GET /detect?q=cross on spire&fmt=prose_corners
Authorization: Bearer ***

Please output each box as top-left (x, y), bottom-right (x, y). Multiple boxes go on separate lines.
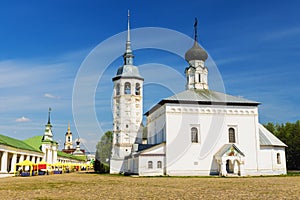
top-left (194, 17), bottom-right (198, 42)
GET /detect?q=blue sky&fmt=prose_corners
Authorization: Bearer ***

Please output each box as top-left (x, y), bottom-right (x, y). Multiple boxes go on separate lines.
top-left (0, 0), bottom-right (299, 151)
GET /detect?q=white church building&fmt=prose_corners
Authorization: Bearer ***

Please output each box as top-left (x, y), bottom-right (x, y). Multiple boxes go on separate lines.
top-left (110, 14), bottom-right (287, 176)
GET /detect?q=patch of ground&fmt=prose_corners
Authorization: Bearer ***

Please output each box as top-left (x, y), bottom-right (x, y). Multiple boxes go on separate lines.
top-left (0, 172), bottom-right (299, 199)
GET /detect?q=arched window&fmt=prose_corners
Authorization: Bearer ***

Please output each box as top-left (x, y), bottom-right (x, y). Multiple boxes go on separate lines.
top-left (124, 82), bottom-right (131, 94)
top-left (67, 136), bottom-right (70, 142)
top-left (116, 83), bottom-right (120, 95)
top-left (157, 161), bottom-right (162, 169)
top-left (229, 128), bottom-right (236, 143)
top-left (148, 161), bottom-right (153, 169)
top-left (135, 83), bottom-right (140, 95)
top-left (191, 127), bottom-right (198, 143)
top-left (277, 153), bottom-right (281, 164)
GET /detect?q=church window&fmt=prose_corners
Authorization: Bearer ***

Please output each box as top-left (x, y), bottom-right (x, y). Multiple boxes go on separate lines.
top-left (126, 124), bottom-right (129, 128)
top-left (277, 153), bottom-right (281, 164)
top-left (229, 128), bottom-right (236, 143)
top-left (157, 161), bottom-right (162, 169)
top-left (148, 161), bottom-right (153, 169)
top-left (135, 83), bottom-right (140, 95)
top-left (116, 83), bottom-right (120, 95)
top-left (198, 74), bottom-right (201, 82)
top-left (68, 136), bottom-right (70, 142)
top-left (124, 82), bottom-right (131, 94)
top-left (191, 75), bottom-right (195, 83)
top-left (191, 127), bottom-right (198, 143)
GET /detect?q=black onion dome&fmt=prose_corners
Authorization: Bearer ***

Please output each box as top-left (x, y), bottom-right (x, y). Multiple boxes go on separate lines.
top-left (185, 41), bottom-right (208, 62)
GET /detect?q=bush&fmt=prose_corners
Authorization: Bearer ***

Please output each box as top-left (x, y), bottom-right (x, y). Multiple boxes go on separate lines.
top-left (93, 159), bottom-right (110, 173)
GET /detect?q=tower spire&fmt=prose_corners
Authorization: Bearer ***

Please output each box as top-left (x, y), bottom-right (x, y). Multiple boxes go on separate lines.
top-left (44, 107), bottom-right (53, 141)
top-left (126, 10), bottom-right (131, 50)
top-left (123, 10), bottom-right (134, 65)
top-left (47, 107), bottom-right (51, 124)
top-left (67, 121), bottom-right (70, 132)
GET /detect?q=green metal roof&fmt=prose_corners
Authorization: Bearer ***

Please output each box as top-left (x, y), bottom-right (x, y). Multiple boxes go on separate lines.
top-left (0, 134), bottom-right (86, 161)
top-left (0, 134), bottom-right (42, 153)
top-left (23, 136), bottom-right (43, 151)
top-left (57, 151), bottom-right (87, 161)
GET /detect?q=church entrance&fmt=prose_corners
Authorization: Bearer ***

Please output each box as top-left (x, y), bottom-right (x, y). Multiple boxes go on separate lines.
top-left (215, 144), bottom-right (245, 176)
top-left (226, 160), bottom-right (234, 174)
top-left (226, 159), bottom-right (241, 175)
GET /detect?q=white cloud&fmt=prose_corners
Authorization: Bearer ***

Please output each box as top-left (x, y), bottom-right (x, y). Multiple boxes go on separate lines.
top-left (44, 93), bottom-right (60, 99)
top-left (15, 116), bottom-right (31, 122)
top-left (261, 27), bottom-right (300, 41)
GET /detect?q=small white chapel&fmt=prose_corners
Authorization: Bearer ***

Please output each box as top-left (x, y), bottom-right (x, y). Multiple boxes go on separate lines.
top-left (110, 13), bottom-right (287, 176)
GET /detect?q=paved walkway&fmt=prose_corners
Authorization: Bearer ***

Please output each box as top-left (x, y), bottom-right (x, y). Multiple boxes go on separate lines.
top-left (0, 174), bottom-right (14, 178)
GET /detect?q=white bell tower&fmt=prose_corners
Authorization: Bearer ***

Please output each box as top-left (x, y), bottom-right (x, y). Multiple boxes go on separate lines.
top-left (185, 18), bottom-right (209, 90)
top-left (64, 122), bottom-right (73, 150)
top-left (110, 11), bottom-right (144, 174)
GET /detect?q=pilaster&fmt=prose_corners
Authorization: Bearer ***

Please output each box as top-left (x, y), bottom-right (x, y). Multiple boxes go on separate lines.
top-left (19, 154), bottom-right (24, 163)
top-left (1, 151), bottom-right (8, 173)
top-left (10, 153), bottom-right (17, 173)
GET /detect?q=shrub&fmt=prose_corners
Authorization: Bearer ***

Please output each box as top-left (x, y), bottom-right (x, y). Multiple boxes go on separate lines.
top-left (94, 159), bottom-right (110, 173)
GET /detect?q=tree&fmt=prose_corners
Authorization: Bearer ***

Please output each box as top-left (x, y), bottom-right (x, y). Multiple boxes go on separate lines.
top-left (264, 120), bottom-right (300, 170)
top-left (95, 131), bottom-right (113, 165)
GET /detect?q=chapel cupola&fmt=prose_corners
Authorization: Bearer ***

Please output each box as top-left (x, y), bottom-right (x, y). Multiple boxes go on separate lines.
top-left (73, 138), bottom-right (84, 155)
top-left (185, 18), bottom-right (209, 90)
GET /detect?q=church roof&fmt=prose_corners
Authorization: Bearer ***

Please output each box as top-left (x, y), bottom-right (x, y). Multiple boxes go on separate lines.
top-left (136, 144), bottom-right (157, 152)
top-left (145, 89), bottom-right (260, 115)
top-left (112, 64), bottom-right (144, 81)
top-left (259, 124), bottom-right (287, 147)
top-left (185, 18), bottom-right (208, 62)
top-left (129, 143), bottom-right (165, 158)
top-left (185, 41), bottom-right (208, 62)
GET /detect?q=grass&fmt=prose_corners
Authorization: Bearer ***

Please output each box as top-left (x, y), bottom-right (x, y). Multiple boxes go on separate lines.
top-left (0, 172), bottom-right (299, 199)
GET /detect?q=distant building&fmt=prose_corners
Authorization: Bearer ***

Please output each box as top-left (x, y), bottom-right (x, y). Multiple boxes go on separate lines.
top-left (0, 109), bottom-right (86, 174)
top-left (73, 139), bottom-right (85, 156)
top-left (61, 124), bottom-right (85, 155)
top-left (110, 15), bottom-right (287, 176)
top-left (64, 122), bottom-right (73, 150)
